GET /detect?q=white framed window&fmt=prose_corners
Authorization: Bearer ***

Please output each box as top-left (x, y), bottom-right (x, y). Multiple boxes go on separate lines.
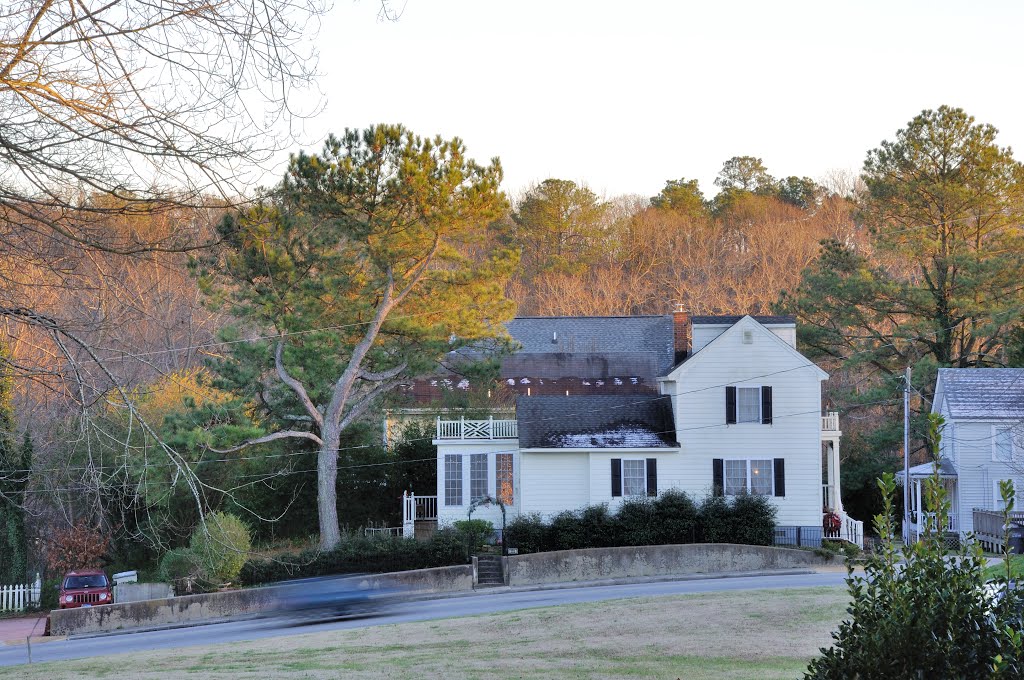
top-left (724, 459), bottom-right (775, 496)
top-left (470, 454), bottom-right (488, 502)
top-left (444, 455), bottom-right (462, 506)
top-left (737, 387), bottom-right (761, 423)
top-left (622, 459), bottom-right (646, 497)
top-left (993, 426), bottom-right (1016, 463)
top-left (993, 479), bottom-right (1016, 511)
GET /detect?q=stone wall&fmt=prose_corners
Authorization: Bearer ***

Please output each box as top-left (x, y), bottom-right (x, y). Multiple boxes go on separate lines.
top-left (503, 543), bottom-right (831, 586)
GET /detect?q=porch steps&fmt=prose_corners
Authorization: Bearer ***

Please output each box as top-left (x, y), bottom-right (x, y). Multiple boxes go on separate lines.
top-left (475, 555), bottom-right (505, 587)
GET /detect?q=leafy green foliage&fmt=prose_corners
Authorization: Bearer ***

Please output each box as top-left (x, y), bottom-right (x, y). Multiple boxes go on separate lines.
top-left (189, 512), bottom-right (252, 585)
top-left (158, 548), bottom-right (204, 594)
top-left (0, 347), bottom-right (29, 583)
top-left (650, 178), bottom-right (707, 219)
top-left (452, 519), bottom-right (494, 552)
top-left (805, 472), bottom-right (1024, 679)
top-left (503, 491), bottom-right (776, 554)
top-left (238, 530), bottom-right (468, 585)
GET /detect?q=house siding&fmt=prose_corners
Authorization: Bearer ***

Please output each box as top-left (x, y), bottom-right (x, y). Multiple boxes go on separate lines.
top-left (936, 419), bottom-right (1023, 534)
top-left (519, 452), bottom-right (589, 518)
top-left (664, 318), bottom-right (824, 527)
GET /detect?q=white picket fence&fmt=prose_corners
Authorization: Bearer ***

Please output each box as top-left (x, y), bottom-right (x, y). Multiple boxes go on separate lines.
top-left (0, 576), bottom-right (41, 612)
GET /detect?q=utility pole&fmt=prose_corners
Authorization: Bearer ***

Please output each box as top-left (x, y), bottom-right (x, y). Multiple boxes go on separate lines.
top-left (903, 366), bottom-right (911, 545)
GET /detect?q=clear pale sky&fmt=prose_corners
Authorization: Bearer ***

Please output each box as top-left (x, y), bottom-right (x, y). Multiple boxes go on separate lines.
top-left (294, 0), bottom-right (1024, 199)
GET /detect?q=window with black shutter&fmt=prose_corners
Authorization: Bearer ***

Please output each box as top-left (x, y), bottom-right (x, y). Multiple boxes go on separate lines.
top-left (611, 458), bottom-right (622, 497)
top-left (725, 386), bottom-right (737, 424)
top-left (761, 386), bottom-right (773, 425)
top-left (712, 458), bottom-right (724, 496)
top-left (646, 458), bottom-right (658, 497)
top-left (773, 458), bottom-right (785, 497)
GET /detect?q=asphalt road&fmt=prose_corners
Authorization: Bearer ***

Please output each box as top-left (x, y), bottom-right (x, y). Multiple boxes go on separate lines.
top-left (0, 571), bottom-right (848, 668)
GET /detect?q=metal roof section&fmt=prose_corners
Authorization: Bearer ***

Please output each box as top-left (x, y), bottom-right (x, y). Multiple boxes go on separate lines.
top-left (516, 394), bottom-right (678, 449)
top-left (895, 457), bottom-right (958, 481)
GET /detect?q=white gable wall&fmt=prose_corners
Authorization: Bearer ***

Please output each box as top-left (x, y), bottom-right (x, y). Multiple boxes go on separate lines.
top-left (519, 452), bottom-right (590, 518)
top-left (691, 323), bottom-right (797, 354)
top-left (665, 318), bottom-right (825, 527)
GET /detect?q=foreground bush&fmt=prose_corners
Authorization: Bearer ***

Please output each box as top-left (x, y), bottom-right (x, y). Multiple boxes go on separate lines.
top-left (805, 473), bottom-right (1024, 679)
top-left (190, 512), bottom-right (252, 584)
top-left (239, 529), bottom-right (467, 586)
top-left (502, 490), bottom-right (776, 554)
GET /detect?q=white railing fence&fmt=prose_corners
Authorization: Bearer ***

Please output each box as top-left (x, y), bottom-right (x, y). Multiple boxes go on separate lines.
top-left (840, 512), bottom-right (864, 549)
top-left (821, 412), bottom-right (840, 433)
top-left (0, 576), bottom-right (41, 612)
top-left (436, 416), bottom-right (518, 440)
top-left (402, 492), bottom-right (439, 540)
top-left (364, 526), bottom-right (403, 537)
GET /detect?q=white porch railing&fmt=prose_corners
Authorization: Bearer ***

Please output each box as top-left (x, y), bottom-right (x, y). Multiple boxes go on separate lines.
top-left (436, 416), bottom-right (517, 440)
top-left (913, 511), bottom-right (958, 534)
top-left (840, 512), bottom-right (864, 548)
top-left (821, 412), bottom-right (840, 433)
top-left (364, 526), bottom-right (403, 537)
top-left (401, 492), bottom-right (439, 539)
top-left (0, 576), bottom-right (41, 612)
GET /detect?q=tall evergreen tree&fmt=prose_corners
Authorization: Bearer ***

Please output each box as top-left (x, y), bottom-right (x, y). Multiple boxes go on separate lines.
top-left (0, 347), bottom-right (29, 583)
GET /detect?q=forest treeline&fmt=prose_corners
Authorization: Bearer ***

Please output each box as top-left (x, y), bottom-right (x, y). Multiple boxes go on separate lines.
top-left (3, 105), bottom-right (1024, 575)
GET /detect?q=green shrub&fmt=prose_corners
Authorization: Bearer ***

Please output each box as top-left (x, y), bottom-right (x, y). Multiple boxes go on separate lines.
top-left (616, 498), bottom-right (659, 546)
top-left (805, 473), bottom-right (1024, 679)
top-left (549, 510), bottom-right (591, 550)
top-left (577, 504), bottom-right (618, 548)
top-left (698, 494), bottom-right (733, 543)
top-left (238, 529), bottom-right (469, 586)
top-left (729, 492), bottom-right (776, 545)
top-left (452, 519), bottom-right (494, 553)
top-left (503, 514), bottom-right (550, 554)
top-left (652, 489), bottom-right (698, 544)
top-left (189, 512), bottom-right (252, 585)
top-left (158, 547), bottom-right (204, 594)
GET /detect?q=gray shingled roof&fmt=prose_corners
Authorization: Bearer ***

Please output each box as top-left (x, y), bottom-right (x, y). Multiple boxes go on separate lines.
top-left (690, 315), bottom-right (796, 325)
top-left (937, 368), bottom-right (1024, 420)
top-left (895, 458), bottom-right (958, 481)
top-left (506, 316), bottom-right (675, 375)
top-left (516, 395), bottom-right (678, 449)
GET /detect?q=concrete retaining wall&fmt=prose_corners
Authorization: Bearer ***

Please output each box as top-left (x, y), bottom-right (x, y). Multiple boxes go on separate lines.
top-left (50, 564), bottom-right (473, 637)
top-left (49, 545), bottom-right (827, 636)
top-left (504, 543), bottom-right (831, 586)
top-left (114, 582), bottom-right (174, 604)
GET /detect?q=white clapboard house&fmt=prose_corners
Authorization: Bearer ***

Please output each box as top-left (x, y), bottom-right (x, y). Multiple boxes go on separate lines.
top-left (899, 368), bottom-right (1024, 547)
top-left (400, 312), bottom-right (861, 547)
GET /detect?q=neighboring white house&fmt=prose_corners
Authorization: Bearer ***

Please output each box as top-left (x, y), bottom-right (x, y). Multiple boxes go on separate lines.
top-left (899, 368), bottom-right (1024, 543)
top-left (403, 314), bottom-right (861, 546)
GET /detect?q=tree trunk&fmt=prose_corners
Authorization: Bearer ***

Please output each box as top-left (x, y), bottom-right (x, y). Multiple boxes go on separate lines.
top-left (318, 425), bottom-right (342, 550)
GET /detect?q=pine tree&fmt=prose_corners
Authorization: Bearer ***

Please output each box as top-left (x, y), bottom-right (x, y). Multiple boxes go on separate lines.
top-left (0, 346), bottom-right (29, 583)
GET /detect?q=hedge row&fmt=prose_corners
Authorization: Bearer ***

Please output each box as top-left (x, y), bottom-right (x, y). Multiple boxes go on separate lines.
top-left (503, 490), bottom-right (777, 554)
top-left (239, 530), bottom-right (468, 586)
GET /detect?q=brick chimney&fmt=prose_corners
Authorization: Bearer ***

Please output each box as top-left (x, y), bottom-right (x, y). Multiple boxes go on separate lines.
top-left (673, 303), bottom-right (690, 362)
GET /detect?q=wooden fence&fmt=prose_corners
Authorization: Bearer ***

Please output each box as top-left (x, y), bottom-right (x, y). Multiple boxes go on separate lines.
top-left (0, 577), bottom-right (41, 612)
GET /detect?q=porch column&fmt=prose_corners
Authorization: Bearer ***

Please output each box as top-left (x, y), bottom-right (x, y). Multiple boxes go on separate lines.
top-left (828, 438), bottom-right (843, 514)
top-left (915, 479), bottom-right (922, 532)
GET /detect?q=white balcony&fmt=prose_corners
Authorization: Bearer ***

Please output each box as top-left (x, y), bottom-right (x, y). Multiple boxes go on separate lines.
top-left (821, 412), bottom-right (840, 435)
top-left (436, 416), bottom-right (518, 440)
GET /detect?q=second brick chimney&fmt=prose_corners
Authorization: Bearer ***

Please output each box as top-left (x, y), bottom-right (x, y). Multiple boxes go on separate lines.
top-left (673, 303), bottom-right (690, 362)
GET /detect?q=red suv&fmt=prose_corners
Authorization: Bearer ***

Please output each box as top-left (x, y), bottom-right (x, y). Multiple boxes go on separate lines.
top-left (59, 569), bottom-right (113, 609)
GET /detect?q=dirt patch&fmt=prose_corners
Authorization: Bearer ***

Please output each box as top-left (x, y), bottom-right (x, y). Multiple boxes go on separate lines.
top-left (17, 586), bottom-right (850, 680)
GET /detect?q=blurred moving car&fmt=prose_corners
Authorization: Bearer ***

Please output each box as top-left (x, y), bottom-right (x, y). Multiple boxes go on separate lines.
top-left (271, 576), bottom-right (403, 623)
top-left (59, 569), bottom-right (113, 609)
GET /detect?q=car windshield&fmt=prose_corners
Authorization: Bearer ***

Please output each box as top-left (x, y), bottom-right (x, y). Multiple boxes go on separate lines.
top-left (64, 575), bottom-right (108, 589)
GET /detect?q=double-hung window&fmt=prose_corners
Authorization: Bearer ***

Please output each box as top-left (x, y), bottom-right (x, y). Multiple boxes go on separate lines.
top-left (725, 386), bottom-right (772, 424)
top-left (611, 458), bottom-right (658, 498)
top-left (622, 460), bottom-right (646, 497)
top-left (470, 454), bottom-right (489, 502)
top-left (994, 426), bottom-right (1016, 463)
top-left (717, 458), bottom-right (779, 496)
top-left (444, 455), bottom-right (463, 506)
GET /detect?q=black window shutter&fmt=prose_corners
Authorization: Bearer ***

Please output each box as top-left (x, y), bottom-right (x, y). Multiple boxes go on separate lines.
top-left (611, 458), bottom-right (622, 497)
top-left (773, 458), bottom-right (785, 497)
top-left (712, 458), bottom-right (724, 497)
top-left (646, 458), bottom-right (658, 497)
top-left (725, 386), bottom-right (737, 424)
top-left (761, 386), bottom-right (773, 425)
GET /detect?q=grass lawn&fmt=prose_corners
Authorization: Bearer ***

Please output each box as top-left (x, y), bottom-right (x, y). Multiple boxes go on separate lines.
top-left (983, 554), bottom-right (1024, 581)
top-left (15, 586), bottom-right (849, 680)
